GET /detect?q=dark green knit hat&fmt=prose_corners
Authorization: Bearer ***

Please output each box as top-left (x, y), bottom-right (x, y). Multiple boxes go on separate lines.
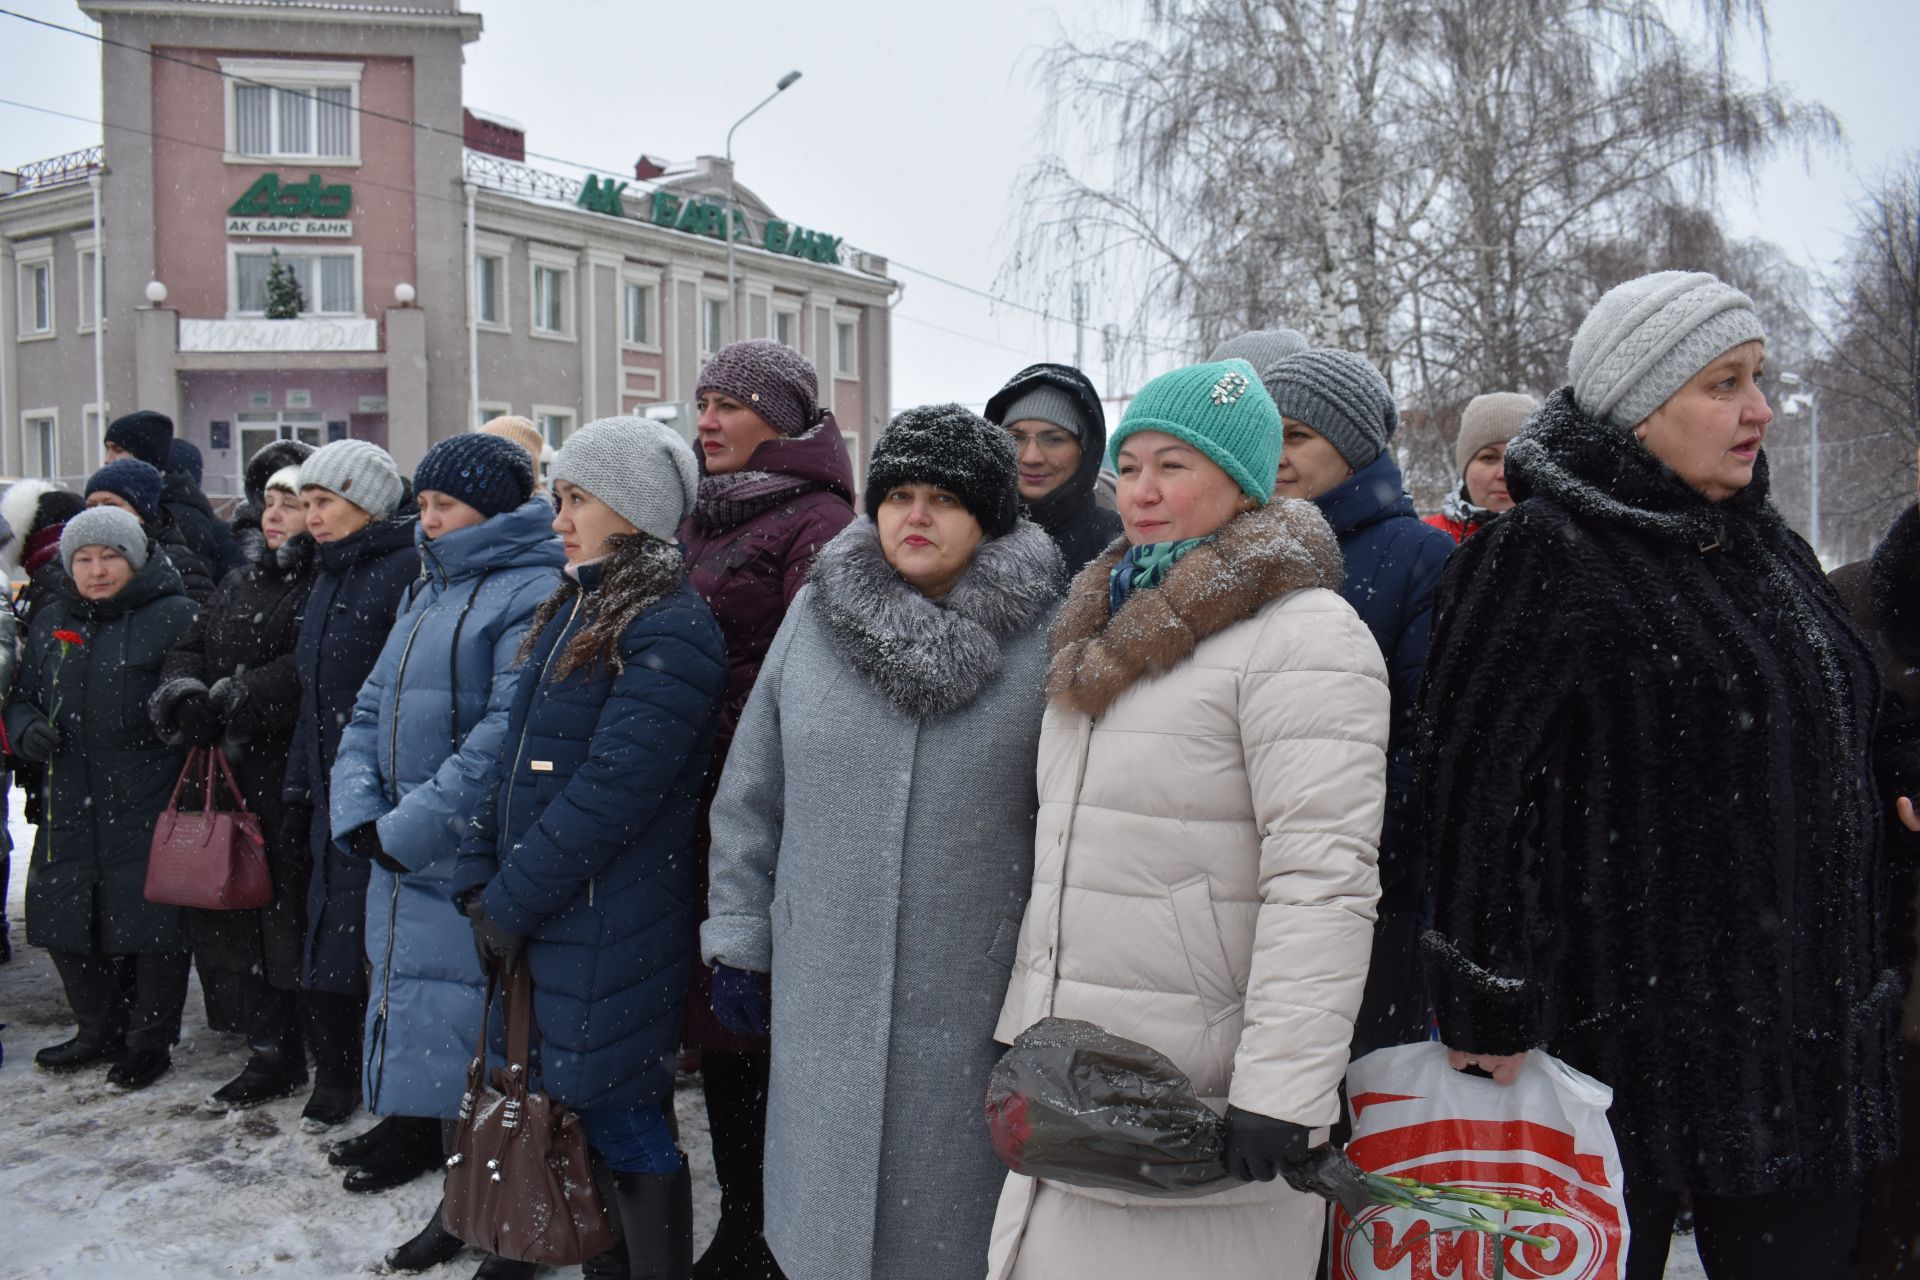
top-left (1108, 359), bottom-right (1282, 503)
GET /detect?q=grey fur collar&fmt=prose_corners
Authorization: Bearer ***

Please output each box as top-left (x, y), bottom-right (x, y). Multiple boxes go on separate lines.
top-left (808, 516), bottom-right (1066, 717)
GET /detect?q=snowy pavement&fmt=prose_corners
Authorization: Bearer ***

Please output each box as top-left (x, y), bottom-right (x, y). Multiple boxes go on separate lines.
top-left (0, 786), bottom-right (1705, 1278)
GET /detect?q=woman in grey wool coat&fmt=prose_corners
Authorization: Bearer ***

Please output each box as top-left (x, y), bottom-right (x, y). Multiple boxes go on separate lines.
top-left (701, 404), bottom-right (1067, 1280)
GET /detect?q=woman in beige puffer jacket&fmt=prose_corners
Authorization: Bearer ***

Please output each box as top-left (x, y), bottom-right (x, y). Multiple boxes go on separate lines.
top-left (987, 359), bottom-right (1390, 1280)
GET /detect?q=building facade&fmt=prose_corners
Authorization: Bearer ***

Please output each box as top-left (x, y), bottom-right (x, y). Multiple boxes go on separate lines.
top-left (0, 0), bottom-right (895, 498)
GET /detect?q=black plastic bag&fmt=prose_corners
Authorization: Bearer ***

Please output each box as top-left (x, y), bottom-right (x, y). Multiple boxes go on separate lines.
top-left (984, 1017), bottom-right (1232, 1196)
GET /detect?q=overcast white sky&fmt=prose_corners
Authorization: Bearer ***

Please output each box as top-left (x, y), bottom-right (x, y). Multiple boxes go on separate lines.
top-left (2, 0), bottom-right (1915, 413)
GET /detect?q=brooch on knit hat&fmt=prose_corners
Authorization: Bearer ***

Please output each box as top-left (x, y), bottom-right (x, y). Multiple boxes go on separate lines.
top-left (1211, 370), bottom-right (1250, 405)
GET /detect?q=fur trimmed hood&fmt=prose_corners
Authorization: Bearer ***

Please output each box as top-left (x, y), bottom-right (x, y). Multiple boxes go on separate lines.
top-left (807, 516), bottom-right (1066, 717)
top-left (1047, 499), bottom-right (1344, 719)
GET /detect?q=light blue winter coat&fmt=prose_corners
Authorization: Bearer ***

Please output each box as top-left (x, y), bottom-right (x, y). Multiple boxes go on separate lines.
top-left (330, 498), bottom-right (564, 1117)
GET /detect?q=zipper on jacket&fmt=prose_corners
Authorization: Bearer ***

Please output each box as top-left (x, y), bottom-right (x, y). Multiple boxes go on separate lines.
top-left (369, 870), bottom-right (401, 1109)
top-left (501, 596), bottom-right (581, 847)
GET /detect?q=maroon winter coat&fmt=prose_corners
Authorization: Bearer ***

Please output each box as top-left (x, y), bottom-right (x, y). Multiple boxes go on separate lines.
top-left (679, 416), bottom-right (857, 1051)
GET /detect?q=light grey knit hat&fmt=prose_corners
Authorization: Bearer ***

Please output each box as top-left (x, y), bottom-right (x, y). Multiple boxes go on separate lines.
top-left (298, 439), bottom-right (404, 521)
top-left (1569, 270), bottom-right (1766, 429)
top-left (1209, 328), bottom-right (1312, 391)
top-left (1454, 392), bottom-right (1538, 475)
top-left (61, 505), bottom-right (149, 574)
top-left (998, 384), bottom-right (1092, 440)
top-left (1264, 349), bottom-right (1398, 470)
top-left (550, 416), bottom-right (699, 543)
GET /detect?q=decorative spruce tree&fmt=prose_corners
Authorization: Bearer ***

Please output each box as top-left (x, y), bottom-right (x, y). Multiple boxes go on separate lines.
top-left (264, 248), bottom-right (304, 319)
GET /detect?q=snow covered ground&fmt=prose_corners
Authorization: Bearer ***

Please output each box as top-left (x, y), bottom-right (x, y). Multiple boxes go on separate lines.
top-left (0, 787), bottom-right (1707, 1278)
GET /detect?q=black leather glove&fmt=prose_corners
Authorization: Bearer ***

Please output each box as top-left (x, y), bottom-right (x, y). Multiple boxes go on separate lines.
top-left (173, 689), bottom-right (221, 748)
top-left (1222, 1106), bottom-right (1312, 1183)
top-left (13, 718), bottom-right (60, 765)
top-left (208, 677), bottom-right (252, 740)
top-left (348, 823), bottom-right (407, 875)
top-left (710, 963), bottom-right (772, 1037)
top-left (465, 896), bottom-right (525, 973)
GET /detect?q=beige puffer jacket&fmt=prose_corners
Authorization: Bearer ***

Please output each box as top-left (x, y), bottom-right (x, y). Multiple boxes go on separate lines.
top-left (987, 500), bottom-right (1390, 1280)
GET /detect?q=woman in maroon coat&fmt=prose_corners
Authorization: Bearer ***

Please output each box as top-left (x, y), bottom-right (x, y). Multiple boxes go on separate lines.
top-left (679, 339), bottom-right (855, 1280)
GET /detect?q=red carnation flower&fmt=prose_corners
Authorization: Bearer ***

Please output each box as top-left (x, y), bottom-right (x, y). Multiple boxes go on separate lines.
top-left (52, 630), bottom-right (85, 647)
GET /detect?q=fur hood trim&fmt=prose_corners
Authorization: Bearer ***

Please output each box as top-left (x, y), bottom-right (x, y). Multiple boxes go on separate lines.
top-left (0, 480), bottom-right (57, 578)
top-left (1047, 498), bottom-right (1344, 718)
top-left (808, 516), bottom-right (1065, 717)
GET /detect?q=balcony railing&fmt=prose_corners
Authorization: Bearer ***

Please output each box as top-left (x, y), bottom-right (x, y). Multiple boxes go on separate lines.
top-left (8, 146), bottom-right (105, 193)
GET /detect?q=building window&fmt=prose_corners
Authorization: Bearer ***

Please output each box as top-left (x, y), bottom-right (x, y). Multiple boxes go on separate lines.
top-left (531, 263), bottom-right (574, 338)
top-left (702, 296), bottom-right (725, 358)
top-left (24, 412), bottom-right (57, 479)
top-left (223, 59), bottom-right (362, 163)
top-left (773, 306), bottom-right (799, 351)
top-left (622, 282), bottom-right (656, 347)
top-left (78, 245), bottom-right (103, 333)
top-left (835, 315), bottom-right (859, 378)
top-left (18, 253), bottom-right (53, 338)
top-left (534, 408), bottom-right (575, 448)
top-left (475, 253), bottom-right (505, 328)
top-left (475, 401), bottom-right (512, 430)
top-left (232, 248), bottom-right (360, 317)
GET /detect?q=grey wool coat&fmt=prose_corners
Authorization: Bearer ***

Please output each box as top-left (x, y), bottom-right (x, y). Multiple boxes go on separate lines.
top-left (702, 516), bottom-right (1066, 1280)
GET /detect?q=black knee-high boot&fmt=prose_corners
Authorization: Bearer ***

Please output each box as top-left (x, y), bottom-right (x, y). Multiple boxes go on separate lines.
top-left (613, 1165), bottom-right (694, 1280)
top-left (384, 1121), bottom-right (467, 1273)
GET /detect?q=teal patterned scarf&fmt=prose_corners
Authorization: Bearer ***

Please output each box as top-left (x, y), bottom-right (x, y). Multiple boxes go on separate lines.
top-left (1109, 536), bottom-right (1214, 612)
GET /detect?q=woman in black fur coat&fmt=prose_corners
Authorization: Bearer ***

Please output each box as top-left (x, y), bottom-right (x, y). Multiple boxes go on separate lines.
top-left (1417, 272), bottom-right (1899, 1280)
top-left (150, 464), bottom-right (317, 1110)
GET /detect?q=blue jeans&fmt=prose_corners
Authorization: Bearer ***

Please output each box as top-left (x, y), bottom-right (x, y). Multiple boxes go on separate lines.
top-left (578, 1098), bottom-right (682, 1175)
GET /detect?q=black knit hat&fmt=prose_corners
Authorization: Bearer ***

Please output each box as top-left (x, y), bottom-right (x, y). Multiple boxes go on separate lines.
top-left (863, 403), bottom-right (1020, 539)
top-left (413, 433), bottom-right (535, 519)
top-left (104, 410), bottom-right (175, 471)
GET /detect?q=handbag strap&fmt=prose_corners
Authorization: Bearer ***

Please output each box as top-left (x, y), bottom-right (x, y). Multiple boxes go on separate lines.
top-left (166, 747), bottom-right (207, 811)
top-left (502, 961), bottom-right (535, 1077)
top-left (209, 748), bottom-right (252, 814)
top-left (471, 967), bottom-right (500, 1064)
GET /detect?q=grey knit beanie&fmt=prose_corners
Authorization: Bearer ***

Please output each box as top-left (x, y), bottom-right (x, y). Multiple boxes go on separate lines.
top-left (61, 505), bottom-right (149, 574)
top-left (1454, 392), bottom-right (1538, 475)
top-left (998, 384), bottom-right (1092, 441)
top-left (1209, 329), bottom-right (1312, 391)
top-left (1263, 349), bottom-right (1398, 470)
top-left (299, 439), bottom-right (404, 521)
top-left (1569, 270), bottom-right (1766, 429)
top-left (550, 416), bottom-right (699, 543)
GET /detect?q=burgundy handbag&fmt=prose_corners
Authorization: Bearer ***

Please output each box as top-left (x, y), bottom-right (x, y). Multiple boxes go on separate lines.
top-left (143, 747), bottom-right (272, 910)
top-left (442, 963), bottom-right (615, 1265)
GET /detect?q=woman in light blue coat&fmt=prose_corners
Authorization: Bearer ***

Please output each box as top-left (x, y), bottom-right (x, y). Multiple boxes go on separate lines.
top-left (329, 434), bottom-right (562, 1279)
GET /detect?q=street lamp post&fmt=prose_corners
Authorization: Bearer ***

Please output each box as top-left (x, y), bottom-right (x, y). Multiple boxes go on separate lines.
top-left (725, 70), bottom-right (802, 346)
top-left (1780, 372), bottom-right (1820, 559)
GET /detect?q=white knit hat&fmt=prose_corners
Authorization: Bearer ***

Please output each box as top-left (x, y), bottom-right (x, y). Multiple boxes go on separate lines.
top-left (1569, 271), bottom-right (1765, 429)
top-left (265, 465), bottom-right (303, 496)
top-left (550, 417), bottom-right (698, 543)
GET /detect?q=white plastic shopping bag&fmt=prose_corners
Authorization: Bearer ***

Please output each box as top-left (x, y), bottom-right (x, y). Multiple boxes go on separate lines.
top-left (1328, 1041), bottom-right (1630, 1280)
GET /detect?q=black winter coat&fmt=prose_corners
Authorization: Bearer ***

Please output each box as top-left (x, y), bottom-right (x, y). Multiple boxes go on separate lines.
top-left (285, 518), bottom-right (419, 992)
top-left (985, 363), bottom-right (1122, 574)
top-left (152, 512), bottom-right (218, 605)
top-left (162, 471), bottom-right (244, 576)
top-left (155, 536), bottom-right (317, 988)
top-left (5, 548), bottom-right (197, 954)
top-left (1417, 388), bottom-right (1899, 1195)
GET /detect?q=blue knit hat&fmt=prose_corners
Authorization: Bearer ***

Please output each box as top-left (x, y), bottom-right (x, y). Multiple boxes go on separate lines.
top-left (86, 459), bottom-right (164, 523)
top-left (414, 434), bottom-right (535, 519)
top-left (1109, 359), bottom-right (1283, 503)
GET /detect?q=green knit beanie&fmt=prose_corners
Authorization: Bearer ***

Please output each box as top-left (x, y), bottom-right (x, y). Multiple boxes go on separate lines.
top-left (1108, 358), bottom-right (1281, 503)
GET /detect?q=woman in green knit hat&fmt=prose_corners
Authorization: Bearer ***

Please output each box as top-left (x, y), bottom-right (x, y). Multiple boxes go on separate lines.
top-left (986, 359), bottom-right (1391, 1279)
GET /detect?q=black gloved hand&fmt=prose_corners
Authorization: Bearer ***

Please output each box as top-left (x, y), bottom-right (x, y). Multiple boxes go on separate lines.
top-left (710, 963), bottom-right (772, 1037)
top-left (208, 677), bottom-right (252, 741)
top-left (1222, 1106), bottom-right (1313, 1183)
top-left (174, 690), bottom-right (221, 748)
top-left (1281, 1144), bottom-right (1373, 1217)
top-left (348, 822), bottom-right (407, 875)
top-left (466, 897), bottom-right (525, 973)
top-left (13, 718), bottom-right (60, 765)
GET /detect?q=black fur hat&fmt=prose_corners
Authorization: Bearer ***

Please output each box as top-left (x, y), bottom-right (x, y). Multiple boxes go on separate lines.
top-left (863, 403), bottom-right (1020, 539)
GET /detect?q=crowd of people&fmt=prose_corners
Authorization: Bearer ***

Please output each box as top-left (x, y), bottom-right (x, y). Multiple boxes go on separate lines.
top-left (0, 268), bottom-right (1915, 1280)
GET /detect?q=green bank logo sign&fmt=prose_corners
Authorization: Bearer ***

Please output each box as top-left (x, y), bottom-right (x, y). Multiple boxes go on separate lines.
top-left (227, 174), bottom-right (353, 238)
top-left (577, 177), bottom-right (840, 265)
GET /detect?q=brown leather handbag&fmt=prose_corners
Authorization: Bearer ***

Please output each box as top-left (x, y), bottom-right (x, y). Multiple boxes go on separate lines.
top-left (442, 962), bottom-right (615, 1265)
top-left (143, 747), bottom-right (272, 910)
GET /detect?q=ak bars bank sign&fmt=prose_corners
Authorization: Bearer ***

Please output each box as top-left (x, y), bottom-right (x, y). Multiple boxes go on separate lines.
top-left (577, 177), bottom-right (842, 266)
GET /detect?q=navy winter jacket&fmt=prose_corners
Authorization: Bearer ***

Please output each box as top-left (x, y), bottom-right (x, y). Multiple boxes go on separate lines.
top-left (453, 553), bottom-right (725, 1111)
top-left (331, 499), bottom-right (564, 1116)
top-left (1313, 450), bottom-right (1454, 910)
top-left (285, 516), bottom-right (420, 993)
